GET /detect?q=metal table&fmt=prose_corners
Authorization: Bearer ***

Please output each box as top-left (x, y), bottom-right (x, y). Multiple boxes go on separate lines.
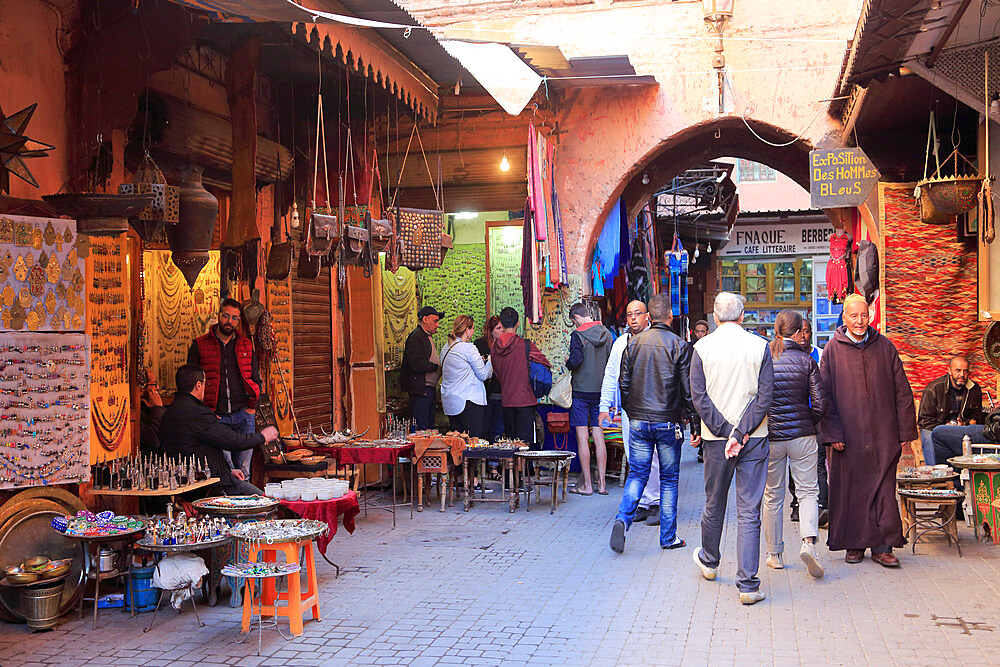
top-left (897, 487), bottom-right (964, 555)
top-left (463, 448), bottom-right (524, 513)
top-left (60, 528), bottom-right (144, 630)
top-left (224, 563), bottom-right (300, 655)
top-left (135, 534), bottom-right (232, 632)
top-left (515, 450), bottom-right (576, 514)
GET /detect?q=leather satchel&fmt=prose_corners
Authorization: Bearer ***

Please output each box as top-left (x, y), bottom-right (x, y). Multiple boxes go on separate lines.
top-left (342, 224), bottom-right (370, 264)
top-left (296, 219), bottom-right (321, 279)
top-left (309, 211), bottom-right (339, 255)
top-left (266, 240), bottom-right (293, 280)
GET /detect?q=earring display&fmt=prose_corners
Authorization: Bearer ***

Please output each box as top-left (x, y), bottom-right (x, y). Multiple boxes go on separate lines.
top-left (418, 244), bottom-right (487, 353)
top-left (488, 226), bottom-right (523, 334)
top-left (0, 332), bottom-right (90, 489)
top-left (0, 215), bottom-right (86, 332)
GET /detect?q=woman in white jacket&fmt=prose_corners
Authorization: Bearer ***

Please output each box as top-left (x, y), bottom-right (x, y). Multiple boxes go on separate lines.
top-left (440, 315), bottom-right (492, 437)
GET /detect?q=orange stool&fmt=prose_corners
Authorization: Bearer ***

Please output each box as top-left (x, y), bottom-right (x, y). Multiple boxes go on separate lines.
top-left (241, 539), bottom-right (320, 636)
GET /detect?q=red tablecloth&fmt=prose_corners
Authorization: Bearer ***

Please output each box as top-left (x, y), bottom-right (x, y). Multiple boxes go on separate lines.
top-left (278, 491), bottom-right (360, 555)
top-left (309, 443), bottom-right (414, 466)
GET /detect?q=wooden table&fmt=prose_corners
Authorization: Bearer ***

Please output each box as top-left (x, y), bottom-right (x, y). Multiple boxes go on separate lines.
top-left (89, 478), bottom-right (220, 513)
top-left (948, 457), bottom-right (1000, 543)
top-left (463, 448), bottom-right (523, 513)
top-left (309, 443), bottom-right (415, 527)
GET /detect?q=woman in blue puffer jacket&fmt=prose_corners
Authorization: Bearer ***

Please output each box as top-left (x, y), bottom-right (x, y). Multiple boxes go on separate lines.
top-left (762, 309), bottom-right (827, 579)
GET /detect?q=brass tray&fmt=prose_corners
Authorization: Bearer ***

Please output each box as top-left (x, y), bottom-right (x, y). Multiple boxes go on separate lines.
top-left (984, 322), bottom-right (1000, 371)
top-left (0, 508), bottom-right (84, 622)
top-left (947, 455), bottom-right (1000, 470)
top-left (192, 496), bottom-right (281, 517)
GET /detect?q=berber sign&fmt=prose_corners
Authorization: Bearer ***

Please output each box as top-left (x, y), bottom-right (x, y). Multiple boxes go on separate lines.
top-left (809, 147), bottom-right (880, 208)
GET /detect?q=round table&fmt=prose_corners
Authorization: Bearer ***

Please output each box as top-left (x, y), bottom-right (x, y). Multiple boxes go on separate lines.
top-left (515, 450), bottom-right (577, 514)
top-left (948, 456), bottom-right (1000, 543)
top-left (135, 534), bottom-right (232, 632)
top-left (59, 528), bottom-right (145, 630)
top-left (896, 487), bottom-right (965, 555)
top-left (223, 562), bottom-right (300, 656)
top-left (279, 492), bottom-right (360, 577)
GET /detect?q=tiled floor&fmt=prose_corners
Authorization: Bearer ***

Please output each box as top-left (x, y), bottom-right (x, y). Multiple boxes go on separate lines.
top-left (3, 443), bottom-right (999, 666)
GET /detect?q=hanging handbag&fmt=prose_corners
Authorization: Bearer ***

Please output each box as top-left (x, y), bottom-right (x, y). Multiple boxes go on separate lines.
top-left (296, 219), bottom-right (321, 279)
top-left (307, 88), bottom-right (338, 257)
top-left (266, 176), bottom-right (293, 281)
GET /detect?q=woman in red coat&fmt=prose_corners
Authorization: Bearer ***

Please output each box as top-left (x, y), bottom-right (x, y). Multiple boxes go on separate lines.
top-left (819, 294), bottom-right (917, 567)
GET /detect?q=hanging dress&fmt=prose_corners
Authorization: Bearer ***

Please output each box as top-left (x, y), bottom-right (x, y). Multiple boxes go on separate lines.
top-left (826, 231), bottom-right (851, 303)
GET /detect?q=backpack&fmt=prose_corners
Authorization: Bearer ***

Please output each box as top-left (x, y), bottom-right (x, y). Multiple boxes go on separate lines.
top-left (524, 339), bottom-right (552, 399)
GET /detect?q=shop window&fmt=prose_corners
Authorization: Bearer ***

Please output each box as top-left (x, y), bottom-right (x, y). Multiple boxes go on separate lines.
top-left (720, 260), bottom-right (741, 293)
top-left (717, 258), bottom-right (813, 331)
top-left (736, 159), bottom-right (777, 183)
top-left (799, 259), bottom-right (812, 302)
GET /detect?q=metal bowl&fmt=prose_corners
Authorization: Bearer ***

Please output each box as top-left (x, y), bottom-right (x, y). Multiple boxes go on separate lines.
top-left (3, 566), bottom-right (39, 584)
top-left (39, 559), bottom-right (72, 579)
top-left (21, 556), bottom-right (50, 572)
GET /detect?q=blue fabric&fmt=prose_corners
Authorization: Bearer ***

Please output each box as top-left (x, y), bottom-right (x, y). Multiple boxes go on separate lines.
top-left (615, 420), bottom-right (683, 547)
top-left (594, 198), bottom-right (623, 290)
top-left (591, 258), bottom-right (605, 297)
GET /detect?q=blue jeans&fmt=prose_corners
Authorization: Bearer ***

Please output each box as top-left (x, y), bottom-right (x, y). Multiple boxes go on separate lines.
top-left (614, 420), bottom-right (682, 547)
top-left (919, 429), bottom-right (936, 465)
top-left (931, 424), bottom-right (984, 465)
top-left (218, 410), bottom-right (255, 477)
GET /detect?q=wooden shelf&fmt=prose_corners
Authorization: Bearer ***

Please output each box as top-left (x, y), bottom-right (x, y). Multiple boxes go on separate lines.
top-left (87, 478), bottom-right (219, 497)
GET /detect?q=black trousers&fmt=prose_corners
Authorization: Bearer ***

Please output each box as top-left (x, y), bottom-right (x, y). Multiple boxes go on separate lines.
top-left (409, 386), bottom-right (436, 431)
top-left (503, 405), bottom-right (537, 447)
top-left (448, 401), bottom-right (486, 439)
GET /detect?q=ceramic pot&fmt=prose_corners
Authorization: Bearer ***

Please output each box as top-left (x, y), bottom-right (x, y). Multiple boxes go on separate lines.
top-left (168, 163), bottom-right (218, 288)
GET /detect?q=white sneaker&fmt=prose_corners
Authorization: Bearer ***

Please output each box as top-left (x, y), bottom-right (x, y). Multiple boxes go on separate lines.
top-left (800, 541), bottom-right (825, 578)
top-left (739, 591), bottom-right (766, 605)
top-left (765, 553), bottom-right (784, 570)
top-left (692, 547), bottom-right (717, 581)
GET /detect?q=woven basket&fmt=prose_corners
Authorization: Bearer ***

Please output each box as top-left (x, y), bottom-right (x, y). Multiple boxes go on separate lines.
top-left (918, 188), bottom-right (955, 225)
top-left (922, 176), bottom-right (983, 216)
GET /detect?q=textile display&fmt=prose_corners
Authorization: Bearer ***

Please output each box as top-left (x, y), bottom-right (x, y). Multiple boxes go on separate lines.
top-left (594, 200), bottom-right (627, 294)
top-left (0, 333), bottom-right (90, 489)
top-left (392, 207), bottom-right (443, 269)
top-left (87, 236), bottom-right (131, 457)
top-left (0, 214), bottom-right (87, 332)
top-left (488, 225), bottom-right (524, 333)
top-left (880, 183), bottom-right (990, 398)
top-left (266, 275), bottom-right (294, 435)
top-left (548, 141), bottom-right (568, 288)
top-left (279, 491), bottom-right (360, 555)
top-left (419, 244), bottom-right (487, 353)
top-left (142, 250), bottom-right (221, 396)
top-left (381, 256), bottom-right (418, 370)
top-left (826, 231), bottom-right (851, 302)
top-left (521, 210), bottom-right (542, 322)
top-left (525, 275), bottom-right (583, 389)
top-left (527, 123), bottom-right (547, 241)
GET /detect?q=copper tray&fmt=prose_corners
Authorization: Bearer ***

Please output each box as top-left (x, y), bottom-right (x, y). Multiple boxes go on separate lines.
top-left (947, 455), bottom-right (1000, 470)
top-left (0, 508), bottom-right (84, 622)
top-left (984, 322), bottom-right (1000, 371)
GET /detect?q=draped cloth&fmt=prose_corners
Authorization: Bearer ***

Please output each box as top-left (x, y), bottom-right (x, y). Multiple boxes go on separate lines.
top-left (819, 326), bottom-right (918, 552)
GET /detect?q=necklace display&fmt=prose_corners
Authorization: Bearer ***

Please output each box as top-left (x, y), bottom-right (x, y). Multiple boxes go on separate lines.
top-left (488, 227), bottom-right (523, 330)
top-left (381, 258), bottom-right (417, 369)
top-left (0, 333), bottom-right (90, 489)
top-left (525, 275), bottom-right (582, 390)
top-left (0, 215), bottom-right (86, 332)
top-left (418, 244), bottom-right (487, 353)
top-left (266, 279), bottom-right (293, 425)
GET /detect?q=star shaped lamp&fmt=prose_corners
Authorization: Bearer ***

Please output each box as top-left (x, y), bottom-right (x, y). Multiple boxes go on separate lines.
top-left (0, 103), bottom-right (55, 194)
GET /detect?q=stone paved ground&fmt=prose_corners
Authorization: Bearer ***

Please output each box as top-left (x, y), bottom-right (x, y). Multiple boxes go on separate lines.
top-left (3, 443), bottom-right (1000, 666)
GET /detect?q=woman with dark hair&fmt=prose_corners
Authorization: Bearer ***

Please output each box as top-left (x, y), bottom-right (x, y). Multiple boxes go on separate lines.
top-left (440, 315), bottom-right (492, 437)
top-left (474, 315), bottom-right (505, 443)
top-left (762, 309), bottom-right (827, 579)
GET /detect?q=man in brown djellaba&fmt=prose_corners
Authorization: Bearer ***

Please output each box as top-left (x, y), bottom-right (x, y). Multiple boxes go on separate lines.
top-left (819, 294), bottom-right (917, 568)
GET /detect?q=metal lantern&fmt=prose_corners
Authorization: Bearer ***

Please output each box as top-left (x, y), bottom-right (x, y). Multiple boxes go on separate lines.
top-left (119, 155), bottom-right (179, 243)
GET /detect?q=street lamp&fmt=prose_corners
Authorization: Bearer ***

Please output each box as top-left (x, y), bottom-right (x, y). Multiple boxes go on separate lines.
top-left (703, 0), bottom-right (734, 113)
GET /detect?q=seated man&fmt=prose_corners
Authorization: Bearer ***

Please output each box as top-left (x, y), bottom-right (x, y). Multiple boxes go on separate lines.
top-left (918, 355), bottom-right (984, 465)
top-left (159, 364), bottom-right (279, 495)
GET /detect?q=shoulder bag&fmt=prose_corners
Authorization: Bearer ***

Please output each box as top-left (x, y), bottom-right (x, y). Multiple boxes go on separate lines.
top-left (524, 339), bottom-right (552, 399)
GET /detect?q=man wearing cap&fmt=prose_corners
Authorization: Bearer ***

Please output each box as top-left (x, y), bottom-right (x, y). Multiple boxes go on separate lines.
top-left (401, 306), bottom-right (444, 430)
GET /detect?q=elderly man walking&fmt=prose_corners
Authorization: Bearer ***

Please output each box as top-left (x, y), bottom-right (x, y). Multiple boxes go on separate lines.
top-left (690, 292), bottom-right (773, 605)
top-left (820, 294), bottom-right (917, 567)
top-left (609, 294), bottom-right (699, 553)
top-left (598, 300), bottom-right (659, 522)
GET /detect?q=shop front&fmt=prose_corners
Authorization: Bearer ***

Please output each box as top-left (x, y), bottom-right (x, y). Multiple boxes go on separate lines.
top-left (717, 215), bottom-right (842, 348)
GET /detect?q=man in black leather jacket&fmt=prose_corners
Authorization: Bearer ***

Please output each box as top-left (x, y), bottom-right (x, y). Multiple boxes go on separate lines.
top-left (610, 294), bottom-right (700, 555)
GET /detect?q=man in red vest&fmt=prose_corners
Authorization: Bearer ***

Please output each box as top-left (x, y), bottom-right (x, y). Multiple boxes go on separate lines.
top-left (188, 298), bottom-right (261, 480)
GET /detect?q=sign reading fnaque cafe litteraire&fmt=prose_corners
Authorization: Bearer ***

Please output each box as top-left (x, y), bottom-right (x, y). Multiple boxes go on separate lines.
top-left (718, 221), bottom-right (836, 258)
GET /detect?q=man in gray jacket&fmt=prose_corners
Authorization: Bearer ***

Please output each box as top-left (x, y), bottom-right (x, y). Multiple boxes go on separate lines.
top-left (566, 303), bottom-right (612, 495)
top-left (690, 292), bottom-right (774, 605)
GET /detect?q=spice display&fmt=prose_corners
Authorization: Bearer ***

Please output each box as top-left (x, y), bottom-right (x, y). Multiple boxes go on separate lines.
top-left (381, 258), bottom-right (417, 370)
top-left (141, 250), bottom-right (220, 395)
top-left (53, 510), bottom-right (145, 537)
top-left (228, 518), bottom-right (329, 544)
top-left (0, 333), bottom-right (90, 489)
top-left (90, 451), bottom-right (211, 491)
top-left (419, 244), bottom-right (486, 353)
top-left (139, 512), bottom-right (228, 547)
top-left (0, 215), bottom-right (86, 332)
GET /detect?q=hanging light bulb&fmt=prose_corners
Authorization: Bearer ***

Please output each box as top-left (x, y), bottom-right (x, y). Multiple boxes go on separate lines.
top-left (291, 201), bottom-right (300, 229)
top-left (694, 245), bottom-right (701, 260)
top-left (706, 240), bottom-right (713, 253)
top-left (499, 154), bottom-right (510, 172)
top-left (642, 172), bottom-right (649, 185)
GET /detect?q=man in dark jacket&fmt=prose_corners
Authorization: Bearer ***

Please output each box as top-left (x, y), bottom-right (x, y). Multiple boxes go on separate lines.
top-left (160, 364), bottom-right (279, 495)
top-left (918, 355), bottom-right (985, 464)
top-left (610, 294), bottom-right (699, 554)
top-left (566, 302), bottom-right (613, 495)
top-left (400, 306), bottom-right (445, 430)
top-left (490, 307), bottom-right (550, 446)
top-left (139, 370), bottom-right (166, 453)
top-left (188, 298), bottom-right (262, 477)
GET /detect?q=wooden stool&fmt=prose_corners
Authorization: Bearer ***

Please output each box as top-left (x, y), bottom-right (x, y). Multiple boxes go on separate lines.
top-left (242, 539), bottom-right (320, 636)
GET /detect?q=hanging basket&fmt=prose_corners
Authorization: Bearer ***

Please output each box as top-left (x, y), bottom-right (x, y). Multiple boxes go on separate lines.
top-left (918, 175), bottom-right (983, 216)
top-left (917, 187), bottom-right (955, 225)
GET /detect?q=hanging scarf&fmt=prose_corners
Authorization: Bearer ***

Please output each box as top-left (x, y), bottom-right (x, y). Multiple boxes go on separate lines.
top-left (550, 141), bottom-right (569, 287)
top-left (527, 123), bottom-right (547, 241)
top-left (627, 231), bottom-right (650, 304)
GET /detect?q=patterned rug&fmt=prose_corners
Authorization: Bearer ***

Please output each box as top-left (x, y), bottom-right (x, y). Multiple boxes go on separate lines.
top-left (880, 183), bottom-right (990, 400)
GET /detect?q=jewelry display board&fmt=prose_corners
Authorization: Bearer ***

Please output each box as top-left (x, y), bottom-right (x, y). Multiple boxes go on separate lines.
top-left (487, 225), bottom-right (523, 335)
top-left (266, 276), bottom-right (294, 435)
top-left (419, 244), bottom-right (487, 353)
top-left (141, 250), bottom-right (220, 396)
top-left (525, 275), bottom-right (582, 388)
top-left (87, 236), bottom-right (131, 457)
top-left (0, 333), bottom-right (90, 489)
top-left (0, 215), bottom-right (87, 332)
top-left (393, 208), bottom-right (444, 270)
top-left (381, 257), bottom-right (417, 370)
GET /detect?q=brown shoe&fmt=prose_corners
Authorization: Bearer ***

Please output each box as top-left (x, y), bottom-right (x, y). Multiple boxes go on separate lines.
top-left (871, 551), bottom-right (900, 568)
top-left (845, 549), bottom-right (864, 564)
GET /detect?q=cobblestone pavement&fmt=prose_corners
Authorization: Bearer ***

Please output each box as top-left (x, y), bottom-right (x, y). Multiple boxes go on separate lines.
top-left (3, 443), bottom-right (1000, 666)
